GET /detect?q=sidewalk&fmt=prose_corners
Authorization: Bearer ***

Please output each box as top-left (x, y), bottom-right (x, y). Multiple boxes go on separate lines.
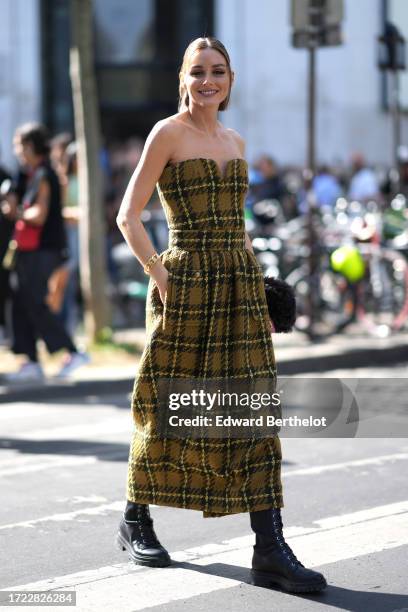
top-left (1, 325), bottom-right (407, 403)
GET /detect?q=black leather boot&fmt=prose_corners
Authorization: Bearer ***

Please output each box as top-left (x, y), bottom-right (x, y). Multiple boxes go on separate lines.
top-left (249, 508), bottom-right (327, 593)
top-left (116, 502), bottom-right (171, 567)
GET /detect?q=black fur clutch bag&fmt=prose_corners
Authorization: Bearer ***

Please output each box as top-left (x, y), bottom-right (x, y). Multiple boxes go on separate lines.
top-left (263, 276), bottom-right (297, 333)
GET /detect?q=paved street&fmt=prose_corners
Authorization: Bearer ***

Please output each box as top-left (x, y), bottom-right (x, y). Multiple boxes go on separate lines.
top-left (0, 364), bottom-right (407, 611)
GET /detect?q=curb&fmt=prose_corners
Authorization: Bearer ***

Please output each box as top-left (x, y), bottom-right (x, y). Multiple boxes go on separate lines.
top-left (1, 339), bottom-right (407, 403)
top-left (276, 341), bottom-right (408, 375)
top-left (0, 377), bottom-right (134, 404)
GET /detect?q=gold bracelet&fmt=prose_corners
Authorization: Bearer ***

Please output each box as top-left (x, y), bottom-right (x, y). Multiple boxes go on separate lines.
top-left (143, 252), bottom-right (159, 275)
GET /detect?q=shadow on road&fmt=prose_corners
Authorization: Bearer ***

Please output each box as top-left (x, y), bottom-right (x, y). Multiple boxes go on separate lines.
top-left (0, 438), bottom-right (129, 462)
top-left (162, 560), bottom-right (408, 612)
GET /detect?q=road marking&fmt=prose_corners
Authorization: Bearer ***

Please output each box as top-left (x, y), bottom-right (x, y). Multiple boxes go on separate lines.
top-left (0, 501), bottom-right (126, 531)
top-left (315, 500), bottom-right (408, 528)
top-left (0, 456), bottom-right (98, 477)
top-left (283, 452), bottom-right (408, 477)
top-left (0, 448), bottom-right (407, 482)
top-left (0, 492), bottom-right (407, 536)
top-left (3, 501), bottom-right (408, 610)
top-left (4, 418), bottom-right (131, 441)
top-left (0, 449), bottom-right (126, 477)
top-left (0, 406), bottom-right (57, 421)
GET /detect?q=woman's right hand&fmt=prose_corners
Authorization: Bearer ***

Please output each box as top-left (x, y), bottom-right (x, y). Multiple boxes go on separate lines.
top-left (154, 267), bottom-right (169, 306)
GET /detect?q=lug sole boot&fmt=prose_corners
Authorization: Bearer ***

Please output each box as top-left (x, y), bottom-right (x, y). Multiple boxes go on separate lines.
top-left (116, 503), bottom-right (171, 568)
top-left (249, 507), bottom-right (327, 593)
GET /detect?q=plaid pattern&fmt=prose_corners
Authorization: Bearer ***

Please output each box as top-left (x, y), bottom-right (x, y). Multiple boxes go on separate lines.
top-left (127, 158), bottom-right (284, 517)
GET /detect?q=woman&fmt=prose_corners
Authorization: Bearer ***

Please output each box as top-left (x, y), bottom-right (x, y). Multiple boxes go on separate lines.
top-left (116, 37), bottom-right (327, 593)
top-left (57, 141), bottom-right (81, 336)
top-left (2, 122), bottom-right (89, 381)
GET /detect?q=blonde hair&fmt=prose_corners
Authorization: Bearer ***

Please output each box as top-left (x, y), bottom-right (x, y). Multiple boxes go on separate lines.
top-left (178, 37), bottom-right (232, 112)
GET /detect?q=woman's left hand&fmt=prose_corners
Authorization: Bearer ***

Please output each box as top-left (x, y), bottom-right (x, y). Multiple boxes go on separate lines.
top-left (1, 195), bottom-right (18, 220)
top-left (269, 319), bottom-right (275, 333)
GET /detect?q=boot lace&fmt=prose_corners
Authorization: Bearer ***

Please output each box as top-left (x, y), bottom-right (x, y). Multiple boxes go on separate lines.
top-left (125, 505), bottom-right (162, 548)
top-left (270, 511), bottom-right (304, 568)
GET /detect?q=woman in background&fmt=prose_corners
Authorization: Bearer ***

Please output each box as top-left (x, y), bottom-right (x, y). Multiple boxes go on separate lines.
top-left (57, 141), bottom-right (81, 336)
top-left (2, 122), bottom-right (89, 381)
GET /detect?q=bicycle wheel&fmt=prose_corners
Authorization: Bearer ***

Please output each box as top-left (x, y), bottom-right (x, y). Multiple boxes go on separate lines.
top-left (357, 247), bottom-right (408, 331)
top-left (286, 265), bottom-right (356, 337)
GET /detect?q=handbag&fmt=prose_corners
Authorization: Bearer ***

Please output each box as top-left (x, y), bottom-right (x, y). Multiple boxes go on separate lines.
top-left (263, 276), bottom-right (297, 333)
top-left (13, 218), bottom-right (43, 251)
top-left (12, 194), bottom-right (43, 251)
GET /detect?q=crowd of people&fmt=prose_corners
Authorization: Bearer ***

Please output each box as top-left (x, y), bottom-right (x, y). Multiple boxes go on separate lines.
top-left (0, 122), bottom-right (150, 382)
top-left (246, 150), bottom-right (402, 223)
top-left (1, 120), bottom-right (403, 382)
top-left (0, 123), bottom-right (89, 382)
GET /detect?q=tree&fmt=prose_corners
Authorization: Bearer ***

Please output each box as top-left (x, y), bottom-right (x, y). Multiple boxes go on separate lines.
top-left (69, 0), bottom-right (111, 341)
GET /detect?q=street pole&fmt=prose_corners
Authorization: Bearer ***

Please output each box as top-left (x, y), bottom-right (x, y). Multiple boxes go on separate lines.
top-left (306, 44), bottom-right (318, 334)
top-left (308, 45), bottom-right (316, 174)
top-left (291, 0), bottom-right (344, 338)
top-left (69, 0), bottom-right (112, 342)
top-left (377, 22), bottom-right (406, 198)
top-left (391, 69), bottom-right (401, 193)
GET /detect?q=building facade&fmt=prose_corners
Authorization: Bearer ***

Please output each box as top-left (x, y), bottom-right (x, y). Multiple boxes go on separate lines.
top-left (0, 0), bottom-right (407, 172)
top-left (0, 0), bottom-right (42, 171)
top-left (219, 0), bottom-right (408, 167)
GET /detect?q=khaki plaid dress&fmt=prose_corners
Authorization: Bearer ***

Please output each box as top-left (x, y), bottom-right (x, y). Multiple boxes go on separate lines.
top-left (126, 157), bottom-right (284, 517)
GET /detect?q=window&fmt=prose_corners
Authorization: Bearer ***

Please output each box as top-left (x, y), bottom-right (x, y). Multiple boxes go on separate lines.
top-left (94, 0), bottom-right (154, 63)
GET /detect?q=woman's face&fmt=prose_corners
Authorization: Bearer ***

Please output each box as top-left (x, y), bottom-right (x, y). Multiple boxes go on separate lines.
top-left (183, 47), bottom-right (233, 109)
top-left (13, 136), bottom-right (36, 167)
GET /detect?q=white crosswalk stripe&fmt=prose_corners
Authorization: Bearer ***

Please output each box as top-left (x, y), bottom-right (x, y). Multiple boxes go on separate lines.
top-left (3, 500), bottom-right (408, 611)
top-left (1, 448), bottom-right (407, 478)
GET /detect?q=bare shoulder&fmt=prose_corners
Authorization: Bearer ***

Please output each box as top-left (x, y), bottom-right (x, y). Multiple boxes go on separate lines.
top-left (226, 127), bottom-right (246, 156)
top-left (147, 114), bottom-right (187, 158)
top-left (148, 116), bottom-right (179, 143)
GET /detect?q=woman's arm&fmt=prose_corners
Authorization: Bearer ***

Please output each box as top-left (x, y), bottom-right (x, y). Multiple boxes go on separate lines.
top-left (1, 180), bottom-right (50, 226)
top-left (245, 232), bottom-right (255, 254)
top-left (2, 179), bottom-right (50, 225)
top-left (62, 206), bottom-right (80, 223)
top-left (116, 120), bottom-right (176, 303)
top-left (22, 179), bottom-right (50, 226)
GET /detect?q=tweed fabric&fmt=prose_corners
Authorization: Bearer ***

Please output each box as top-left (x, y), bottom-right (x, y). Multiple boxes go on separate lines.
top-left (126, 158), bottom-right (284, 517)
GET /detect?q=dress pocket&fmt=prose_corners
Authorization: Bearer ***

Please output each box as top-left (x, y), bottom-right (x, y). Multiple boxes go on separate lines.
top-left (162, 270), bottom-right (173, 331)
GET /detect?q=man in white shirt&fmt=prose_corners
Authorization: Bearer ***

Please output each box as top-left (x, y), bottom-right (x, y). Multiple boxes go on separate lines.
top-left (348, 152), bottom-right (380, 202)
